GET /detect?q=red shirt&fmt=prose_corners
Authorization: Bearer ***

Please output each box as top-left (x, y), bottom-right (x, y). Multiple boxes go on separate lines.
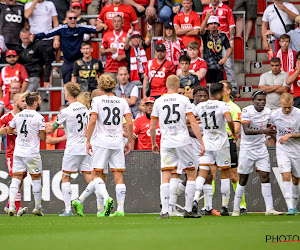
top-left (134, 0), bottom-right (150, 5)
top-left (145, 59), bottom-right (176, 97)
top-left (156, 38), bottom-right (183, 66)
top-left (0, 64), bottom-right (28, 97)
top-left (101, 30), bottom-right (128, 73)
top-left (202, 2), bottom-right (235, 39)
top-left (173, 10), bottom-right (201, 49)
top-left (177, 57), bottom-right (207, 86)
top-left (55, 129), bottom-right (66, 149)
top-left (98, 4), bottom-right (139, 34)
top-left (133, 115), bottom-right (161, 150)
top-left (0, 111), bottom-right (16, 157)
top-left (288, 69), bottom-right (300, 98)
top-left (274, 50), bottom-right (297, 73)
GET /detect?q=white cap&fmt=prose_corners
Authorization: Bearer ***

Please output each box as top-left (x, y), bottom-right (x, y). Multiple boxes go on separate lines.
top-left (207, 16), bottom-right (220, 25)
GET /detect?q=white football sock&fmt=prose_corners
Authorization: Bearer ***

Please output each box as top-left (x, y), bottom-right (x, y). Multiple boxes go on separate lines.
top-left (234, 184), bottom-right (245, 211)
top-left (94, 177), bottom-right (109, 201)
top-left (169, 178), bottom-right (180, 212)
top-left (96, 193), bottom-right (104, 213)
top-left (292, 184), bottom-right (299, 208)
top-left (203, 184), bottom-right (213, 211)
top-left (194, 176), bottom-right (205, 201)
top-left (160, 183), bottom-right (170, 214)
top-left (62, 182), bottom-right (72, 213)
top-left (185, 181), bottom-right (196, 213)
top-left (261, 183), bottom-right (273, 211)
top-left (9, 178), bottom-right (21, 207)
top-left (79, 181), bottom-right (95, 203)
top-left (15, 192), bottom-right (21, 202)
top-left (177, 181), bottom-right (186, 197)
top-left (221, 178), bottom-right (230, 208)
top-left (32, 179), bottom-right (42, 208)
top-left (282, 181), bottom-right (293, 210)
top-left (116, 184), bottom-right (126, 212)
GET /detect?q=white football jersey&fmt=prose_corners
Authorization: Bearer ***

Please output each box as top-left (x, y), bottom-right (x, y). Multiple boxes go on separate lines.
top-left (240, 105), bottom-right (271, 149)
top-left (271, 107), bottom-right (300, 155)
top-left (190, 103), bottom-right (203, 151)
top-left (56, 101), bottom-right (88, 155)
top-left (151, 93), bottom-right (193, 148)
top-left (194, 100), bottom-right (230, 151)
top-left (90, 95), bottom-right (131, 149)
top-left (10, 109), bottom-right (45, 157)
top-left (85, 109), bottom-right (98, 146)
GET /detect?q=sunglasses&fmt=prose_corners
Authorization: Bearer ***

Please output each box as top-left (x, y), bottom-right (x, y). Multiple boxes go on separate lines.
top-left (68, 17), bottom-right (77, 20)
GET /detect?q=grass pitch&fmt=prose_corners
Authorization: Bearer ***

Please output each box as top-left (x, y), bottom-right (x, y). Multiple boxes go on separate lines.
top-left (0, 214), bottom-right (299, 250)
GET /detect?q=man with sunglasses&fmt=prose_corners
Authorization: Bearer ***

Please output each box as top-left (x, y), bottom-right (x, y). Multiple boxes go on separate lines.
top-left (33, 9), bottom-right (104, 84)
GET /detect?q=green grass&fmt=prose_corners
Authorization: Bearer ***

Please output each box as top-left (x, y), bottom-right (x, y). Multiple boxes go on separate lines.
top-left (0, 214), bottom-right (299, 250)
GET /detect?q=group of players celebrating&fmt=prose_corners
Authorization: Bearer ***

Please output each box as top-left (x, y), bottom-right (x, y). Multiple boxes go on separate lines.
top-left (3, 73), bottom-right (300, 218)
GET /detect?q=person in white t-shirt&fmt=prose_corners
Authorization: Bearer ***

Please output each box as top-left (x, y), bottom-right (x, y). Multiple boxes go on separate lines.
top-left (7, 92), bottom-right (46, 216)
top-left (193, 82), bottom-right (237, 216)
top-left (270, 93), bottom-right (300, 215)
top-left (150, 75), bottom-right (205, 219)
top-left (46, 82), bottom-right (90, 216)
top-left (232, 90), bottom-right (283, 216)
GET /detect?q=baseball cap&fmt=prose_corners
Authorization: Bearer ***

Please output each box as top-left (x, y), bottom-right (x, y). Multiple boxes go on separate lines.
top-left (145, 97), bottom-right (155, 104)
top-left (164, 21), bottom-right (174, 29)
top-left (131, 31), bottom-right (142, 39)
top-left (6, 50), bottom-right (17, 57)
top-left (207, 16), bottom-right (220, 25)
top-left (155, 43), bottom-right (166, 51)
top-left (71, 2), bottom-right (82, 8)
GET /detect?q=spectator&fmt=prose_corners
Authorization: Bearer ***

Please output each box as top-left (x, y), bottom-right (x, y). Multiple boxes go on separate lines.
top-left (133, 96), bottom-right (161, 150)
top-left (0, 81), bottom-right (21, 116)
top-left (258, 57), bottom-right (289, 111)
top-left (46, 105), bottom-right (67, 150)
top-left (114, 67), bottom-right (140, 118)
top-left (125, 25), bottom-right (153, 85)
top-left (82, 0), bottom-right (101, 26)
top-left (159, 0), bottom-right (182, 23)
top-left (16, 28), bottom-right (47, 92)
top-left (48, 0), bottom-right (70, 24)
top-left (24, 0), bottom-right (59, 88)
top-left (177, 41), bottom-right (207, 86)
top-left (0, 35), bottom-right (7, 60)
top-left (143, 43), bottom-right (176, 98)
top-left (33, 9), bottom-right (103, 84)
top-left (233, 0), bottom-right (258, 48)
top-left (285, 51), bottom-right (300, 108)
top-left (0, 0), bottom-right (28, 51)
top-left (100, 15), bottom-right (128, 81)
top-left (125, 0), bottom-right (156, 21)
top-left (202, 0), bottom-right (237, 95)
top-left (177, 54), bottom-right (200, 100)
top-left (97, 0), bottom-right (139, 35)
top-left (135, 98), bottom-right (146, 119)
top-left (262, 0), bottom-right (299, 52)
top-left (273, 34), bottom-right (297, 73)
top-left (200, 15), bottom-right (231, 84)
top-left (0, 50), bottom-right (29, 99)
top-left (72, 42), bottom-right (104, 92)
top-left (173, 0), bottom-right (201, 49)
top-left (70, 2), bottom-right (89, 25)
top-left (156, 21), bottom-right (183, 68)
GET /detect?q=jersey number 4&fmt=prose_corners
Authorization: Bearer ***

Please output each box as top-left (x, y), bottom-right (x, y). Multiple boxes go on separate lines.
top-left (163, 104), bottom-right (180, 124)
top-left (103, 107), bottom-right (121, 125)
top-left (201, 111), bottom-right (219, 129)
top-left (20, 120), bottom-right (28, 137)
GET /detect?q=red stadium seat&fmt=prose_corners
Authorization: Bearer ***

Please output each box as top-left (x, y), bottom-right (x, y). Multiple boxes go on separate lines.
top-left (234, 36), bottom-right (244, 60)
top-left (258, 0), bottom-right (267, 14)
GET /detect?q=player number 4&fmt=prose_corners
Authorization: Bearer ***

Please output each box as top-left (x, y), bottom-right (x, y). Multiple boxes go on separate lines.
top-left (20, 120), bottom-right (28, 137)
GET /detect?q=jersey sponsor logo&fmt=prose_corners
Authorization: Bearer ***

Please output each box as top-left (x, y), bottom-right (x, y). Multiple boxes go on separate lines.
top-left (4, 76), bottom-right (19, 85)
top-left (278, 127), bottom-right (296, 136)
top-left (5, 14), bottom-right (22, 23)
top-left (146, 128), bottom-right (160, 136)
top-left (184, 16), bottom-right (189, 23)
top-left (181, 24), bottom-right (192, 29)
top-left (150, 70), bottom-right (165, 78)
top-left (297, 79), bottom-right (300, 87)
top-left (110, 42), bottom-right (125, 49)
top-left (106, 12), bottom-right (124, 19)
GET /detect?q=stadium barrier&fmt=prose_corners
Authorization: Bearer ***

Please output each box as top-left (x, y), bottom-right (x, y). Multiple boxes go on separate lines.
top-left (0, 148), bottom-right (288, 214)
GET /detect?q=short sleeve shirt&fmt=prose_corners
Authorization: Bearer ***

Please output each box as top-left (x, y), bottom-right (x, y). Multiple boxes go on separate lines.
top-left (284, 69), bottom-right (300, 98)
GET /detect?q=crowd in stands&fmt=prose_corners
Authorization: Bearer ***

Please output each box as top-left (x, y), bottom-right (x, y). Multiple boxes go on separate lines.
top-left (1, 0), bottom-right (300, 150)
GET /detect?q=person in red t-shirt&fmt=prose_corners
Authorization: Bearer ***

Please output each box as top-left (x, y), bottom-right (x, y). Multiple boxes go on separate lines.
top-left (285, 52), bottom-right (300, 108)
top-left (97, 0), bottom-right (139, 35)
top-left (173, 0), bottom-right (201, 50)
top-left (100, 15), bottom-right (128, 81)
top-left (177, 41), bottom-right (207, 86)
top-left (0, 81), bottom-right (21, 116)
top-left (125, 0), bottom-right (156, 20)
top-left (0, 50), bottom-right (28, 99)
top-left (274, 34), bottom-right (297, 73)
top-left (0, 93), bottom-right (27, 216)
top-left (133, 96), bottom-right (161, 150)
top-left (143, 43), bottom-right (176, 98)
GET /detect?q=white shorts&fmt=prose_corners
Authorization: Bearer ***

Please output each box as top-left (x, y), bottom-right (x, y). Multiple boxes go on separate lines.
top-left (160, 144), bottom-right (196, 172)
top-left (238, 147), bottom-right (270, 174)
top-left (92, 146), bottom-right (125, 172)
top-left (277, 152), bottom-right (300, 178)
top-left (62, 154), bottom-right (92, 175)
top-left (199, 148), bottom-right (231, 170)
top-left (13, 155), bottom-right (42, 176)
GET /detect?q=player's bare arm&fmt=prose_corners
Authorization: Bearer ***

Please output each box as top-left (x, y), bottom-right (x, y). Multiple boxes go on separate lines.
top-left (187, 113), bottom-right (205, 156)
top-left (39, 131), bottom-right (46, 141)
top-left (46, 121), bottom-right (58, 134)
top-left (86, 113), bottom-right (97, 156)
top-left (150, 117), bottom-right (159, 154)
top-left (279, 132), bottom-right (300, 144)
top-left (124, 114), bottom-right (133, 155)
top-left (242, 122), bottom-right (276, 136)
top-left (0, 124), bottom-right (7, 135)
top-left (224, 112), bottom-right (238, 141)
top-left (7, 126), bottom-right (14, 135)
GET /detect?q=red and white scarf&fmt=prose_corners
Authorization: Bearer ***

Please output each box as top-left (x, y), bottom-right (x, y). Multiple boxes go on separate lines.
top-left (130, 46), bottom-right (147, 81)
top-left (276, 48), bottom-right (294, 73)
